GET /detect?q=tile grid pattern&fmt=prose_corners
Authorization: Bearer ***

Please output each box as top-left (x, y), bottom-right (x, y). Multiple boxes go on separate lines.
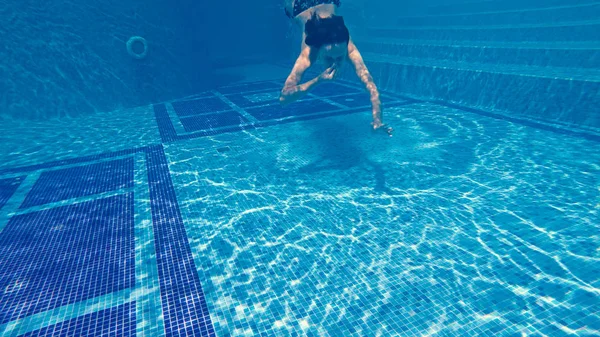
top-left (154, 80), bottom-right (413, 143)
top-left (0, 145), bottom-right (214, 336)
top-left (145, 145), bottom-right (215, 337)
top-left (0, 193), bottom-right (136, 325)
top-left (1, 75), bottom-right (599, 336)
top-left (19, 303), bottom-right (136, 337)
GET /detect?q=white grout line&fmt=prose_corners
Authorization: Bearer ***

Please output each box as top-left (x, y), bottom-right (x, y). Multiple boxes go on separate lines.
top-left (211, 90), bottom-right (260, 124)
top-left (9, 187), bottom-right (134, 218)
top-left (152, 84), bottom-right (281, 107)
top-left (0, 173), bottom-right (40, 233)
top-left (0, 289), bottom-right (134, 337)
top-left (307, 93), bottom-right (348, 109)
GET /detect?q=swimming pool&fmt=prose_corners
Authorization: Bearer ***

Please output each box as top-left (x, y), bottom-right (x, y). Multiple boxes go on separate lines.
top-left (1, 0), bottom-right (599, 336)
top-left (1, 76), bottom-right (598, 336)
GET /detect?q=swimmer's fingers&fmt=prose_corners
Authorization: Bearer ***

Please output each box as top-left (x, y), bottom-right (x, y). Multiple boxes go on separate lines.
top-left (331, 67), bottom-right (339, 79)
top-left (320, 67), bottom-right (337, 81)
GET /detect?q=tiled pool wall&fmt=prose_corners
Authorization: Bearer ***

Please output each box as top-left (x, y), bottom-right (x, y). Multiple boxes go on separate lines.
top-left (341, 0), bottom-right (600, 130)
top-left (0, 1), bottom-right (288, 121)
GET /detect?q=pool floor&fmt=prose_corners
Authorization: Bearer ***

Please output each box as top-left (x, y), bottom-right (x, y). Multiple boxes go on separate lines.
top-left (0, 75), bottom-right (599, 336)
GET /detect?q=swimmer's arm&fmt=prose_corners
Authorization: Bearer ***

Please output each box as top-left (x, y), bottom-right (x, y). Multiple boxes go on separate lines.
top-left (348, 41), bottom-right (383, 126)
top-left (280, 50), bottom-right (318, 104)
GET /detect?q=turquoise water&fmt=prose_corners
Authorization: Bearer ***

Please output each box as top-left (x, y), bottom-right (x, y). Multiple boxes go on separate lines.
top-left (165, 88), bottom-right (600, 336)
top-left (1, 72), bottom-right (599, 337)
top-left (1, 0), bottom-right (600, 336)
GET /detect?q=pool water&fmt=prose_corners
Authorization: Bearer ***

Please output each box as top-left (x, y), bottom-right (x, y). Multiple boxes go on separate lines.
top-left (0, 75), bottom-right (598, 336)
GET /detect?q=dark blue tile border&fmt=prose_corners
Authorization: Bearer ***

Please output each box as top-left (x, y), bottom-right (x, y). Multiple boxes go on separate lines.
top-left (0, 145), bottom-right (216, 335)
top-left (154, 104), bottom-right (178, 143)
top-left (145, 145), bottom-right (215, 336)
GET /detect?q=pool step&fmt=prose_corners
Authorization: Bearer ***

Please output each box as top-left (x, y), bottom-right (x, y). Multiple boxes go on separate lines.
top-left (366, 20), bottom-right (600, 42)
top-left (352, 38), bottom-right (600, 69)
top-left (342, 53), bottom-right (600, 129)
top-left (389, 2), bottom-right (600, 27)
top-left (421, 0), bottom-right (600, 15)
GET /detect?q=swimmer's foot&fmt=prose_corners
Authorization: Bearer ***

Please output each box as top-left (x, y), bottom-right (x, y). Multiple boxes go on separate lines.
top-left (372, 123), bottom-right (394, 137)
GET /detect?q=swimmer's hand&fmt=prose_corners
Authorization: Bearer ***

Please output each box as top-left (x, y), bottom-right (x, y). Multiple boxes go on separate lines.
top-left (319, 65), bottom-right (338, 82)
top-left (372, 119), bottom-right (394, 137)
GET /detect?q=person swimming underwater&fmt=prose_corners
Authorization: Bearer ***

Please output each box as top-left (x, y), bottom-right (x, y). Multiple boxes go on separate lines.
top-left (280, 0), bottom-right (393, 136)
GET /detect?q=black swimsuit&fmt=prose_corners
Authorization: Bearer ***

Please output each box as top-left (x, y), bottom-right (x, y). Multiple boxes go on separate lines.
top-left (285, 0), bottom-right (341, 18)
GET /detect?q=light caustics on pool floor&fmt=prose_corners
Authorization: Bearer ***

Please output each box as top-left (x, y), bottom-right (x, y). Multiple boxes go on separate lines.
top-left (0, 79), bottom-right (598, 337)
top-left (166, 100), bottom-right (600, 336)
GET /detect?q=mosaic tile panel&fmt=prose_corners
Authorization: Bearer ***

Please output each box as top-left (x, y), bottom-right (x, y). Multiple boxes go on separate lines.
top-left (172, 97), bottom-right (231, 117)
top-left (20, 158), bottom-right (134, 208)
top-left (19, 303), bottom-right (136, 337)
top-left (0, 194), bottom-right (135, 324)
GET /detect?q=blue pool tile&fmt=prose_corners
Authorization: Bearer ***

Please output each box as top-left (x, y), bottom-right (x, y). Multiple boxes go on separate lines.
top-left (19, 302), bottom-right (136, 337)
top-left (172, 97), bottom-right (231, 117)
top-left (154, 104), bottom-right (178, 143)
top-left (217, 81), bottom-right (280, 95)
top-left (20, 157), bottom-right (134, 208)
top-left (441, 101), bottom-right (600, 143)
top-left (326, 93), bottom-right (389, 108)
top-left (180, 111), bottom-right (248, 133)
top-left (571, 289), bottom-right (600, 308)
top-left (0, 194), bottom-right (135, 324)
top-left (0, 176), bottom-right (24, 210)
top-left (581, 313), bottom-right (600, 330)
top-left (246, 99), bottom-right (340, 121)
top-left (145, 145), bottom-right (214, 336)
top-left (311, 83), bottom-right (362, 97)
top-left (0, 148), bottom-right (142, 176)
top-left (226, 92), bottom-right (280, 108)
